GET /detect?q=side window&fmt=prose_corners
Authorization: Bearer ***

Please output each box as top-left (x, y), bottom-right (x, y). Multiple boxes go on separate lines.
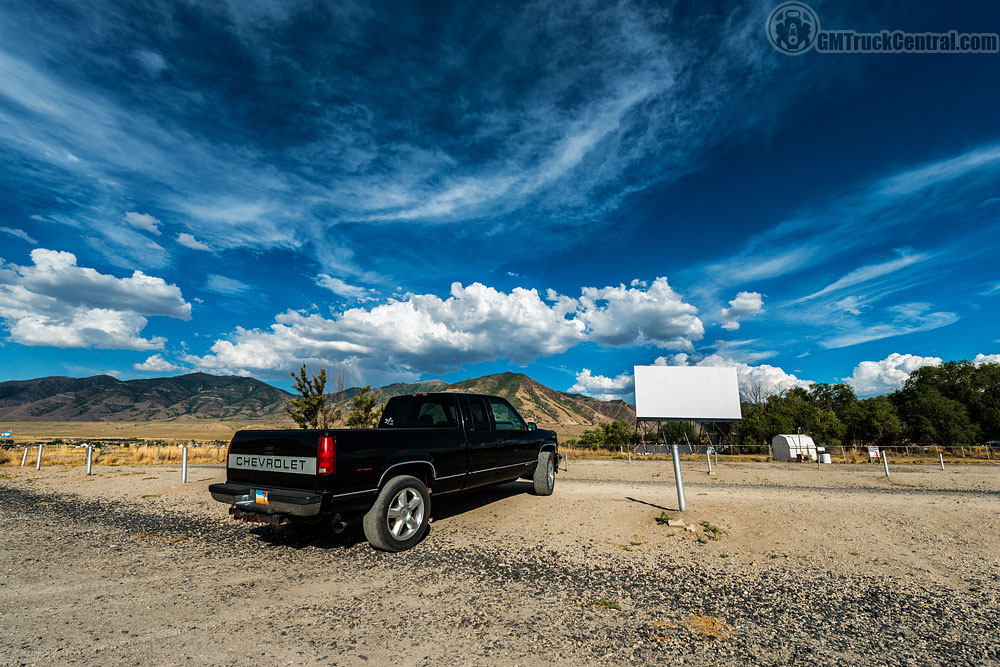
top-left (489, 399), bottom-right (526, 431)
top-left (467, 398), bottom-right (491, 431)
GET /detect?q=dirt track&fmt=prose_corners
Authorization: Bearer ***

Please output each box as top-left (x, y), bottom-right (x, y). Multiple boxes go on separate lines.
top-left (1, 460), bottom-right (998, 665)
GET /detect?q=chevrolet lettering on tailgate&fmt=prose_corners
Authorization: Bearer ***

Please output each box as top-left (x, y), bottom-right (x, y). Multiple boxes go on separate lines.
top-left (228, 454), bottom-right (316, 475)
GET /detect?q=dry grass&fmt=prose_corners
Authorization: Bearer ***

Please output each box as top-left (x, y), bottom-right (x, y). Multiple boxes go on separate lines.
top-left (682, 614), bottom-right (732, 639)
top-left (0, 444), bottom-right (226, 467)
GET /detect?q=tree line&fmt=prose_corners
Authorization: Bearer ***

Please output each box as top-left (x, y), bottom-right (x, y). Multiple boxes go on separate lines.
top-left (566, 361), bottom-right (1000, 450)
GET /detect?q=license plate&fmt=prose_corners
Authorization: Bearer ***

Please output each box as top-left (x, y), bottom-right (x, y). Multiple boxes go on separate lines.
top-left (255, 490), bottom-right (269, 505)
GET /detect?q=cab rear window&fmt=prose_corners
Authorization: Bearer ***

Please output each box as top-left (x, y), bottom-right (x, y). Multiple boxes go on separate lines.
top-left (379, 396), bottom-right (460, 428)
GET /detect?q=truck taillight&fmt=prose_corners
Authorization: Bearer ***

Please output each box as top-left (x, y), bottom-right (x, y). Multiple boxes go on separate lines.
top-left (317, 435), bottom-right (336, 475)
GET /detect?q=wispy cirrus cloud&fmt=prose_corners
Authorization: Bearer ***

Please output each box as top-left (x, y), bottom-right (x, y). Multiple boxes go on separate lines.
top-left (821, 303), bottom-right (958, 349)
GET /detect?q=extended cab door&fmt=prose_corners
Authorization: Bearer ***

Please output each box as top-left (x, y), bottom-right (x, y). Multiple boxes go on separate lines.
top-left (462, 396), bottom-right (498, 488)
top-left (488, 397), bottom-right (538, 474)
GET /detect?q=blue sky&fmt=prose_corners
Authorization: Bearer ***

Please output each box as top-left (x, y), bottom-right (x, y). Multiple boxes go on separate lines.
top-left (1, 0), bottom-right (998, 399)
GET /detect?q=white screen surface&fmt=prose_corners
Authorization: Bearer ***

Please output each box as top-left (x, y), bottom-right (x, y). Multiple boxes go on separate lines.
top-left (633, 365), bottom-right (741, 421)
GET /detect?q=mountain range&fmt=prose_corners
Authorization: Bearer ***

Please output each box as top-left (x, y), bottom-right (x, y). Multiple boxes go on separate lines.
top-left (0, 372), bottom-right (635, 427)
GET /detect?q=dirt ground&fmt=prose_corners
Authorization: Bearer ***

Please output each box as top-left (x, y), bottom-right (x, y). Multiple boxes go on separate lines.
top-left (1, 459), bottom-right (998, 665)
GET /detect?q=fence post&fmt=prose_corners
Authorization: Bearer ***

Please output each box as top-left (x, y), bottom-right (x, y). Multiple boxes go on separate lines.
top-left (181, 446), bottom-right (189, 483)
top-left (670, 444), bottom-right (687, 511)
top-left (881, 449), bottom-right (890, 477)
top-left (939, 452), bottom-right (945, 470)
top-left (707, 450), bottom-right (713, 474)
top-left (21, 447), bottom-right (29, 466)
top-left (86, 445), bottom-right (93, 475)
top-left (35, 444), bottom-right (43, 470)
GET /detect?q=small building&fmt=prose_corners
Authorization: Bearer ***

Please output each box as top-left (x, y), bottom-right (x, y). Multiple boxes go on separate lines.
top-left (772, 434), bottom-right (817, 462)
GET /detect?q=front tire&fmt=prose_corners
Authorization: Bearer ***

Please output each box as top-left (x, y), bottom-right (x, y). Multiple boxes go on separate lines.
top-left (363, 475), bottom-right (431, 552)
top-left (532, 450), bottom-right (555, 496)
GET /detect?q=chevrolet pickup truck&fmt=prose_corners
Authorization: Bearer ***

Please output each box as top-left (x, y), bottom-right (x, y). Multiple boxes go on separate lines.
top-left (209, 392), bottom-right (558, 551)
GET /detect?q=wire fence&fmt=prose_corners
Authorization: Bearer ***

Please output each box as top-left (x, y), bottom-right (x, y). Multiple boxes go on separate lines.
top-left (0, 443), bottom-right (226, 468)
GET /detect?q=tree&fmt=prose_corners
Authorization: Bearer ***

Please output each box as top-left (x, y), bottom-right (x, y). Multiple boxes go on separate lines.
top-left (346, 385), bottom-right (381, 428)
top-left (843, 396), bottom-right (901, 448)
top-left (285, 364), bottom-right (339, 429)
top-left (894, 385), bottom-right (977, 446)
top-left (807, 383), bottom-right (857, 421)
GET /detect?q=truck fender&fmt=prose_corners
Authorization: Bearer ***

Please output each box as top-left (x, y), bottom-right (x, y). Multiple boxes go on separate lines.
top-left (378, 460), bottom-right (437, 489)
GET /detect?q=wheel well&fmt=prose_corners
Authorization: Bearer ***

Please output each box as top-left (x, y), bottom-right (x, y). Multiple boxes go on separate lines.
top-left (539, 441), bottom-right (557, 454)
top-left (378, 461), bottom-right (435, 489)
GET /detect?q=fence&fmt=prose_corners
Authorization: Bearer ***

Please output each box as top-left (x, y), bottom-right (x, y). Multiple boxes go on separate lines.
top-left (0, 443), bottom-right (225, 482)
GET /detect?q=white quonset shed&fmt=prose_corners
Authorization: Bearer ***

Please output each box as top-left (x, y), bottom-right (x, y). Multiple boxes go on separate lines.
top-left (772, 434), bottom-right (818, 462)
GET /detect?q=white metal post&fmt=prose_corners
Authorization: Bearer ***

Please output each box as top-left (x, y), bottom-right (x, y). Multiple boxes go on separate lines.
top-left (670, 443), bottom-right (687, 512)
top-left (35, 444), bottom-right (43, 470)
top-left (181, 446), bottom-right (189, 483)
top-left (86, 445), bottom-right (93, 475)
top-left (939, 453), bottom-right (945, 470)
top-left (707, 450), bottom-right (713, 474)
top-left (21, 447), bottom-right (28, 466)
top-left (881, 449), bottom-right (890, 477)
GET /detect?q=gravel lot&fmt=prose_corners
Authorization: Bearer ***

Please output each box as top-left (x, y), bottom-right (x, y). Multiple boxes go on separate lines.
top-left (1, 460), bottom-right (998, 666)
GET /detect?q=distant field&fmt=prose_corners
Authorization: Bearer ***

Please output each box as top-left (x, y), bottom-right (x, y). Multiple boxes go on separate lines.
top-left (0, 420), bottom-right (292, 442)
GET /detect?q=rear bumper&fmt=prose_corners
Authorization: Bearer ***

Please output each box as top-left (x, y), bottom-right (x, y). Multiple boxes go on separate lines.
top-left (209, 482), bottom-right (323, 517)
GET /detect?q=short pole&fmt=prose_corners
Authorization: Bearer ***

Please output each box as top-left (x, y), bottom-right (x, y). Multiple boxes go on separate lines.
top-left (768, 444), bottom-right (772, 463)
top-left (670, 443), bottom-right (687, 512)
top-left (181, 446), bottom-right (189, 484)
top-left (35, 444), bottom-right (43, 470)
top-left (627, 447), bottom-right (632, 463)
top-left (21, 447), bottom-right (29, 466)
top-left (939, 452), bottom-right (945, 470)
top-left (881, 449), bottom-right (890, 477)
top-left (86, 445), bottom-right (93, 475)
top-left (818, 452), bottom-right (821, 470)
top-left (707, 450), bottom-right (713, 474)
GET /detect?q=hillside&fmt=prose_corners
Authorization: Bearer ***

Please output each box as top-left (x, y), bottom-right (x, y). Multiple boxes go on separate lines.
top-left (0, 371), bottom-right (634, 429)
top-left (0, 373), bottom-right (292, 421)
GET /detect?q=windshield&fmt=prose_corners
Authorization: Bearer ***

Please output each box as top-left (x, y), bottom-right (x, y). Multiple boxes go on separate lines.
top-left (378, 396), bottom-right (460, 428)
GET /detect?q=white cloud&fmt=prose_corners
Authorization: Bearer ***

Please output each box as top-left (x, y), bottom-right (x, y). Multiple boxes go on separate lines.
top-left (655, 353), bottom-right (812, 398)
top-left (575, 277), bottom-right (703, 349)
top-left (973, 353), bottom-right (1000, 365)
top-left (315, 274), bottom-right (367, 299)
top-left (568, 369), bottom-right (635, 402)
top-left (821, 302), bottom-right (958, 349)
top-left (205, 274), bottom-right (251, 295)
top-left (0, 249), bottom-right (189, 350)
top-left (846, 353), bottom-right (942, 396)
top-left (719, 291), bottom-right (763, 331)
top-left (133, 354), bottom-right (179, 372)
top-left (176, 232), bottom-right (212, 251)
top-left (798, 252), bottom-right (929, 302)
top-left (0, 226), bottom-right (37, 244)
top-left (184, 278), bottom-right (703, 383)
top-left (123, 211), bottom-right (161, 235)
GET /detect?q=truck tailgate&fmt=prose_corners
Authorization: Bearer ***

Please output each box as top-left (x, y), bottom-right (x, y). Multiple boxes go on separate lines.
top-left (227, 430), bottom-right (323, 489)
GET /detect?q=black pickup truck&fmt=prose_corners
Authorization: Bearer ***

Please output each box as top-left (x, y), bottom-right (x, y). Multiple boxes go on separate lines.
top-left (209, 392), bottom-right (559, 551)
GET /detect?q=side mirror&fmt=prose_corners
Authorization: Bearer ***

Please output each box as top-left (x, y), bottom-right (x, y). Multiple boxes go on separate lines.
top-left (527, 422), bottom-right (536, 431)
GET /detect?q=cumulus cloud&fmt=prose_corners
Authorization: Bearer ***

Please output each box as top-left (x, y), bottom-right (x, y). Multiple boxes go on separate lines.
top-left (123, 211), bottom-right (161, 235)
top-left (655, 353), bottom-right (812, 398)
top-left (315, 274), bottom-right (368, 299)
top-left (846, 353), bottom-right (942, 396)
top-left (719, 291), bottom-right (763, 331)
top-left (176, 232), bottom-right (212, 251)
top-left (0, 226), bottom-right (37, 244)
top-left (575, 278), bottom-right (703, 349)
top-left (133, 354), bottom-right (179, 372)
top-left (184, 278), bottom-right (702, 383)
top-left (973, 353), bottom-right (1000, 365)
top-left (0, 249), bottom-right (190, 350)
top-left (568, 369), bottom-right (635, 402)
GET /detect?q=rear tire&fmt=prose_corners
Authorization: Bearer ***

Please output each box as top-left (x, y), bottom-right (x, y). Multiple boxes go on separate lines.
top-left (532, 450), bottom-right (555, 496)
top-left (363, 475), bottom-right (431, 552)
